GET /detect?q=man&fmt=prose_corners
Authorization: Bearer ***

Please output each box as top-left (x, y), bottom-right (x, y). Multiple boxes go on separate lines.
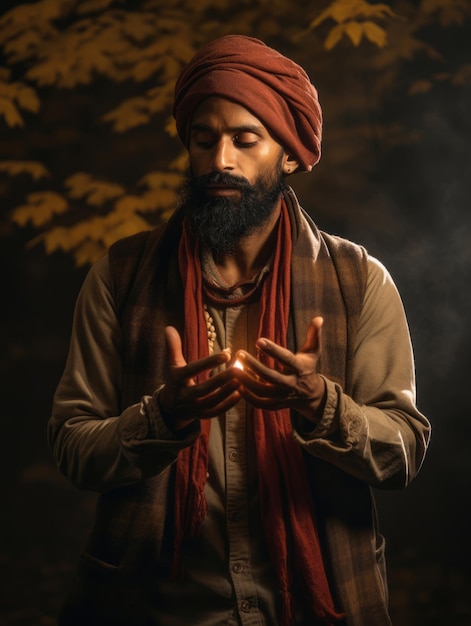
top-left (49, 35), bottom-right (430, 626)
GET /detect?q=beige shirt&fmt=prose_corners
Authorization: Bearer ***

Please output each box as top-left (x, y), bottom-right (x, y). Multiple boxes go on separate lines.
top-left (50, 252), bottom-right (429, 625)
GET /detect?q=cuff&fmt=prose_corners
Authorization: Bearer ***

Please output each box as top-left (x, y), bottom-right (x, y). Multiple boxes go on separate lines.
top-left (293, 376), bottom-right (340, 442)
top-left (143, 387), bottom-right (200, 441)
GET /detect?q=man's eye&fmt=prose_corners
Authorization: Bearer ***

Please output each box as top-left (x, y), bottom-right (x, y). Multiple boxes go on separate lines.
top-left (233, 134), bottom-right (258, 147)
top-left (193, 132), bottom-right (215, 148)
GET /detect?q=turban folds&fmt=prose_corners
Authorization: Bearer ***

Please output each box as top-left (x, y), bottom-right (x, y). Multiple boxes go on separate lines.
top-left (173, 35), bottom-right (323, 172)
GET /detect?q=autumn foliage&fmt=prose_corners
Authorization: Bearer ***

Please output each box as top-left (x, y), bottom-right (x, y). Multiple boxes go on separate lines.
top-left (0, 0), bottom-right (469, 265)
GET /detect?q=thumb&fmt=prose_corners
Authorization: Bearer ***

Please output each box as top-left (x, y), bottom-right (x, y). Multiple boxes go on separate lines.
top-left (299, 316), bottom-right (323, 355)
top-left (165, 326), bottom-right (187, 367)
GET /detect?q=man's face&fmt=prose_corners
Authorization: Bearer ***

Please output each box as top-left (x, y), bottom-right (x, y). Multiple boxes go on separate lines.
top-left (188, 96), bottom-right (289, 190)
top-left (182, 97), bottom-right (289, 258)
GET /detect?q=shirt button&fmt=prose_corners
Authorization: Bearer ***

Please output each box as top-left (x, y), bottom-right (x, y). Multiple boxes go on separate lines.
top-left (228, 450), bottom-right (240, 462)
top-left (231, 510), bottom-right (243, 522)
top-left (240, 600), bottom-right (250, 613)
top-left (232, 562), bottom-right (243, 573)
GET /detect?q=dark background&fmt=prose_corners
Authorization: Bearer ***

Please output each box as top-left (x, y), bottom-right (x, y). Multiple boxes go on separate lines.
top-left (1, 2), bottom-right (470, 625)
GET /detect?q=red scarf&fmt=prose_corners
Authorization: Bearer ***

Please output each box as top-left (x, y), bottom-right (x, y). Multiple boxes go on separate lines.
top-left (175, 200), bottom-right (343, 625)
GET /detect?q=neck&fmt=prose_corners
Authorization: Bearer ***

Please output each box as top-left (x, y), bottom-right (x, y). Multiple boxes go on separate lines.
top-left (214, 200), bottom-right (281, 285)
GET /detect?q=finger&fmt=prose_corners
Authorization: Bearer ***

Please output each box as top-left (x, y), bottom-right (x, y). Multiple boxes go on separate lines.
top-left (299, 316), bottom-right (323, 354)
top-left (238, 386), bottom-right (292, 410)
top-left (165, 326), bottom-right (231, 380)
top-left (184, 366), bottom-right (239, 400)
top-left (234, 367), bottom-right (293, 399)
top-left (165, 326), bottom-right (187, 367)
top-left (193, 379), bottom-right (241, 411)
top-left (183, 350), bottom-right (232, 379)
top-left (253, 340), bottom-right (298, 371)
top-left (196, 390), bottom-right (242, 419)
top-left (236, 350), bottom-right (295, 383)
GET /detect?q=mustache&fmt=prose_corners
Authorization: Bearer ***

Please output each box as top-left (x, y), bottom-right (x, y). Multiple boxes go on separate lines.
top-left (189, 171), bottom-right (253, 192)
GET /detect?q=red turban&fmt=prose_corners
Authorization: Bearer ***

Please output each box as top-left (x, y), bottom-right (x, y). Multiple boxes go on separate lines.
top-left (173, 35), bottom-right (322, 172)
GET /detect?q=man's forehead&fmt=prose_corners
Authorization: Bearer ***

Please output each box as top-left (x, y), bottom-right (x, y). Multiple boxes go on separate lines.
top-left (191, 96), bottom-right (268, 132)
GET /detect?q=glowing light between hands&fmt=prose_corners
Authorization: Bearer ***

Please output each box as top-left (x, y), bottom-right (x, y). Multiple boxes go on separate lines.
top-left (233, 359), bottom-right (244, 370)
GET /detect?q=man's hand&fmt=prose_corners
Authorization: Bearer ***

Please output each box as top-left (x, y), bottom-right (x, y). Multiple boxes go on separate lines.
top-left (158, 326), bottom-right (241, 432)
top-left (233, 317), bottom-right (326, 424)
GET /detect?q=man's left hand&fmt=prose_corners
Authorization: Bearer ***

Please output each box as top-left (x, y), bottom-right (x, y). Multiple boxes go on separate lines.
top-left (233, 316), bottom-right (326, 424)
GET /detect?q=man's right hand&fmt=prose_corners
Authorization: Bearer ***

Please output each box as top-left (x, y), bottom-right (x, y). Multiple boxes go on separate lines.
top-left (157, 326), bottom-right (241, 432)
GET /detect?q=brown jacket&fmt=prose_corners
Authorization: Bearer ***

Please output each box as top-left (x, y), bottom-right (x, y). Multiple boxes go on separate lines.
top-left (54, 190), bottom-right (429, 625)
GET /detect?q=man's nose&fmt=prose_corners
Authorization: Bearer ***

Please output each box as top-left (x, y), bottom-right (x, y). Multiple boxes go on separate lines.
top-left (211, 138), bottom-right (236, 171)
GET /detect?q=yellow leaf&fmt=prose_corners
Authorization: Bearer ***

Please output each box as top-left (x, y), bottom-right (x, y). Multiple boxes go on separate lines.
top-left (102, 97), bottom-right (152, 132)
top-left (102, 82), bottom-right (173, 130)
top-left (63, 172), bottom-right (92, 196)
top-left (73, 241), bottom-right (107, 267)
top-left (330, 0), bottom-right (395, 22)
top-left (86, 183), bottom-right (125, 206)
top-left (113, 194), bottom-right (147, 217)
top-left (26, 58), bottom-right (74, 88)
top-left (147, 84), bottom-right (174, 114)
top-left (172, 37), bottom-right (196, 68)
top-left (0, 97), bottom-right (24, 127)
top-left (15, 83), bottom-right (40, 112)
top-left (132, 59), bottom-right (158, 82)
top-left (0, 160), bottom-right (49, 180)
top-left (0, 80), bottom-right (40, 114)
top-left (112, 185), bottom-right (178, 218)
top-left (344, 20), bottom-right (364, 46)
top-left (71, 220), bottom-right (98, 244)
top-left (324, 24), bottom-right (345, 50)
top-left (2, 30), bottom-right (44, 65)
top-left (78, 44), bottom-right (114, 77)
top-left (112, 11), bottom-right (156, 43)
top-left (102, 216), bottom-right (151, 247)
top-left (138, 171), bottom-right (183, 190)
top-left (20, 0), bottom-right (68, 21)
top-left (164, 115), bottom-right (178, 137)
top-left (11, 191), bottom-right (68, 227)
top-left (35, 226), bottom-right (74, 254)
top-left (307, 6), bottom-right (334, 29)
top-left (362, 21), bottom-right (388, 47)
top-left (139, 188), bottom-right (177, 212)
top-left (169, 150), bottom-right (189, 173)
top-left (30, 220), bottom-right (98, 256)
top-left (64, 173), bottom-right (125, 205)
top-left (305, 0), bottom-right (396, 38)
top-left (330, 0), bottom-right (361, 23)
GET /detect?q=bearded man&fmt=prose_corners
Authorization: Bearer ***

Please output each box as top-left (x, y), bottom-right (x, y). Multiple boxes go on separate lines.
top-left (49, 35), bottom-right (430, 626)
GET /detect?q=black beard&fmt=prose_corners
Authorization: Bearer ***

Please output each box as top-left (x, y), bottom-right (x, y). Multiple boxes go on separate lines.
top-left (180, 169), bottom-right (286, 260)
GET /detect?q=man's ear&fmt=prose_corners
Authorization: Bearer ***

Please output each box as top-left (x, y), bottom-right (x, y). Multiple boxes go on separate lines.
top-left (282, 154), bottom-right (300, 175)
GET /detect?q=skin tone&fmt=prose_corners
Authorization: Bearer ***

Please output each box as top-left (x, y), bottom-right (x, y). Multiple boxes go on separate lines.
top-left (158, 97), bottom-right (327, 432)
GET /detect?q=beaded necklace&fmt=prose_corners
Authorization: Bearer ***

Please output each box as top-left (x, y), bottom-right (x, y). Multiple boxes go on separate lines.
top-left (203, 304), bottom-right (217, 354)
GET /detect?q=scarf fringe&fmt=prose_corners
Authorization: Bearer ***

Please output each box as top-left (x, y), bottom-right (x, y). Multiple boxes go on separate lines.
top-left (280, 588), bottom-right (293, 626)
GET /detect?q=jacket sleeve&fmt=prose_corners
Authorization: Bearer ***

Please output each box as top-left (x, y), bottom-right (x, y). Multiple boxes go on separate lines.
top-left (48, 255), bottom-right (199, 493)
top-left (293, 256), bottom-right (431, 489)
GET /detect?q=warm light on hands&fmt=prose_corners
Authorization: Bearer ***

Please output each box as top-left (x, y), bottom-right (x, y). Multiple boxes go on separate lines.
top-left (231, 317), bottom-right (327, 422)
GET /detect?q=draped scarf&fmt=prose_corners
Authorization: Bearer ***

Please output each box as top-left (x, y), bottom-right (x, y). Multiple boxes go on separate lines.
top-left (175, 197), bottom-right (344, 625)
